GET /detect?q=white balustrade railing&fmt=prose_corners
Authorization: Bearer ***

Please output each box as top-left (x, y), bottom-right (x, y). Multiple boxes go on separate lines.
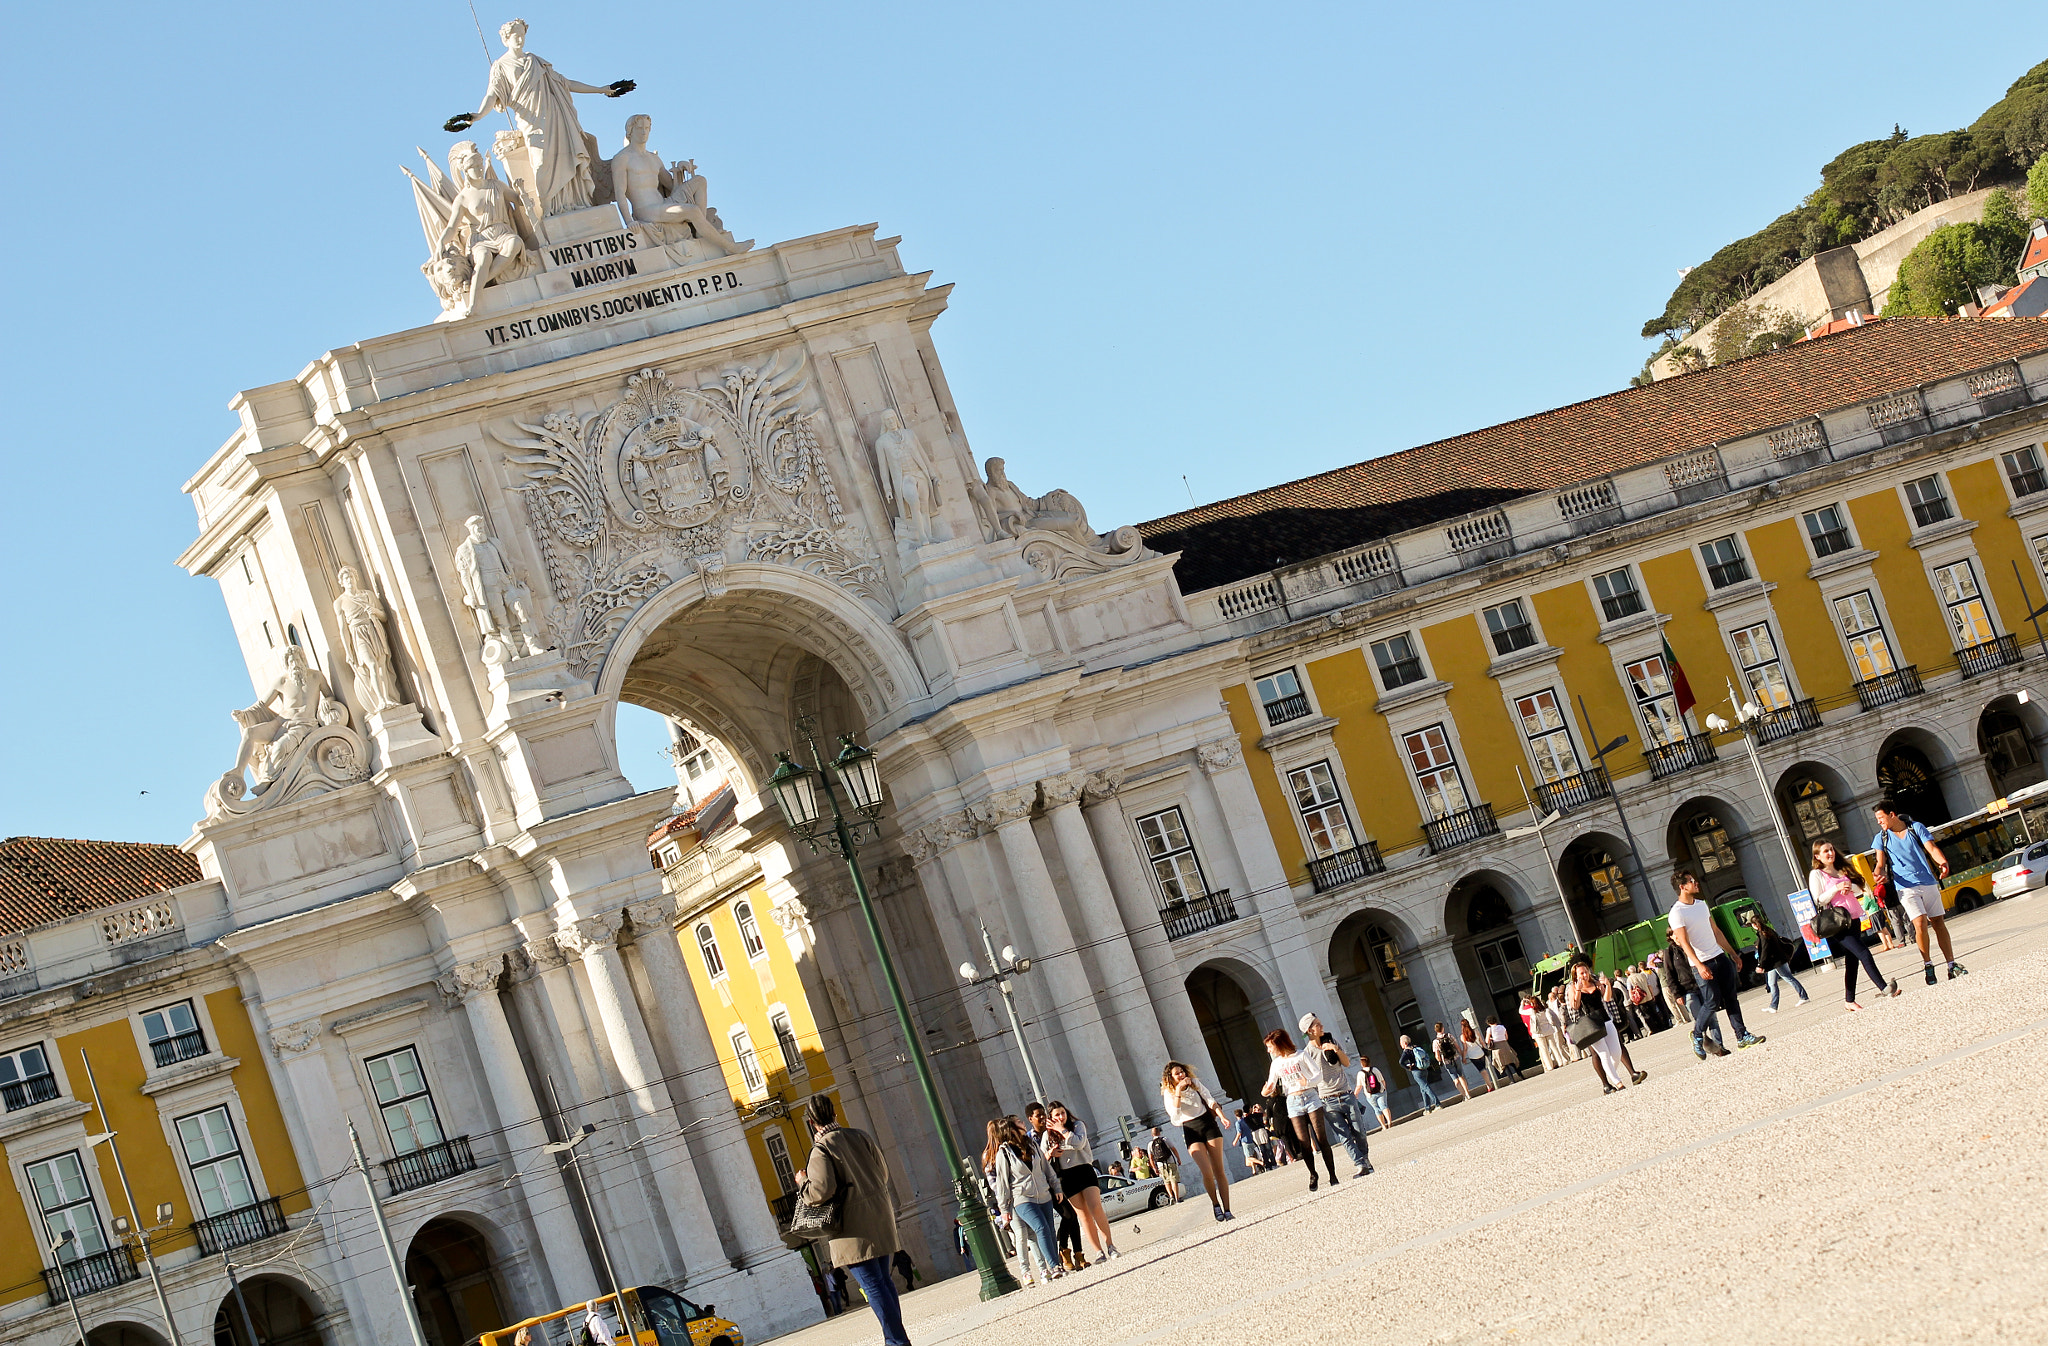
top-left (1867, 388), bottom-right (1925, 429)
top-left (1445, 511), bottom-right (1510, 552)
top-left (1663, 448), bottom-right (1724, 488)
top-left (101, 899), bottom-right (179, 948)
top-left (1767, 420), bottom-right (1825, 458)
top-left (1555, 480), bottom-right (1617, 520)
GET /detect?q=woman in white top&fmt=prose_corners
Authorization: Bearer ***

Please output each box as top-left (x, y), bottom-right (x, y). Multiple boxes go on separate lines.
top-left (1160, 1060), bottom-right (1234, 1222)
top-left (1042, 1102), bottom-right (1117, 1262)
top-left (1260, 1028), bottom-right (1340, 1191)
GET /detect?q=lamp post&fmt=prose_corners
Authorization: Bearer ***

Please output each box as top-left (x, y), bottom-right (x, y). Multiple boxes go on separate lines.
top-left (51, 1231), bottom-right (89, 1346)
top-left (765, 720), bottom-right (1020, 1300)
top-left (1574, 696), bottom-right (1654, 916)
top-left (1507, 765), bottom-right (1591, 953)
top-left (960, 927), bottom-right (1048, 1109)
top-left (1706, 681), bottom-right (1805, 921)
top-left (79, 1050), bottom-right (185, 1346)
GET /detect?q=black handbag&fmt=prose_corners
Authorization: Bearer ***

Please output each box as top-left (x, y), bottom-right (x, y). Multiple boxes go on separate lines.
top-left (1812, 903), bottom-right (1857, 941)
top-left (786, 1147), bottom-right (849, 1242)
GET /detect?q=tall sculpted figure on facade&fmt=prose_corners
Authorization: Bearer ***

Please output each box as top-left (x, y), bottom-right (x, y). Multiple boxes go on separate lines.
top-left (874, 409), bottom-right (943, 544)
top-left (455, 515), bottom-right (540, 661)
top-left (611, 115), bottom-right (752, 256)
top-left (450, 17), bottom-right (634, 217)
top-left (431, 140), bottom-right (537, 319)
top-left (332, 567), bottom-right (404, 713)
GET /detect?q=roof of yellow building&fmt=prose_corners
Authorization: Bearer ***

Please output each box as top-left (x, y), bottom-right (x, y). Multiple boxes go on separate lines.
top-left (0, 836), bottom-right (201, 938)
top-left (1139, 317), bottom-right (2048, 593)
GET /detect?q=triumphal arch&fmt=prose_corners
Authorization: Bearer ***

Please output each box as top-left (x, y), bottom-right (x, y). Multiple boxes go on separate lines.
top-left (171, 23), bottom-right (1324, 1344)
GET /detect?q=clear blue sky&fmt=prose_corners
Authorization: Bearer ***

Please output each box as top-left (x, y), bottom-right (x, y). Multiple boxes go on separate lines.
top-left (2, 1), bottom-right (2038, 843)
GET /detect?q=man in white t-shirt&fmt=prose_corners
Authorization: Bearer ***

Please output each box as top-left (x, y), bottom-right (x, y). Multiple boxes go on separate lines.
top-left (1667, 869), bottom-right (1764, 1052)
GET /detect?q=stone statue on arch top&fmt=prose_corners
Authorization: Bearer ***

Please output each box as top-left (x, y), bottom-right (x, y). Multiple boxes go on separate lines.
top-left (433, 140), bottom-right (536, 317)
top-left (446, 18), bottom-right (634, 217)
top-left (611, 115), bottom-right (752, 257)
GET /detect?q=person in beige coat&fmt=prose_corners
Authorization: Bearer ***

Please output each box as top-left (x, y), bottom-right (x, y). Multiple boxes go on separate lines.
top-left (800, 1094), bottom-right (909, 1345)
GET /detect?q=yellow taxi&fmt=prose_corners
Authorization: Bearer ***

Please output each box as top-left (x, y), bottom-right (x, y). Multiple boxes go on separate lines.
top-left (480, 1285), bottom-right (745, 1346)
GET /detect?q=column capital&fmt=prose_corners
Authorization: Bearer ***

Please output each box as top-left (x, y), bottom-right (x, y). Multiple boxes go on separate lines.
top-left (1040, 771), bottom-right (1088, 809)
top-left (971, 786), bottom-right (1037, 829)
top-left (437, 953), bottom-right (507, 1006)
top-left (1196, 736), bottom-right (1244, 775)
top-left (625, 897), bottom-right (676, 935)
top-left (269, 1018), bottom-right (322, 1056)
top-left (520, 936), bottom-right (569, 973)
top-left (1082, 768), bottom-right (1127, 804)
top-left (557, 908), bottom-right (628, 959)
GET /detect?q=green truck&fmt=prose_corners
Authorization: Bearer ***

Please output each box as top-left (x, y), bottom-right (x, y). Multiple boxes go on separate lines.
top-left (1529, 896), bottom-right (1761, 994)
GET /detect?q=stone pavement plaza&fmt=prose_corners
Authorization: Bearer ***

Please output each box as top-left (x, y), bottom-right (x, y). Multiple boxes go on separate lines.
top-left (781, 897), bottom-right (2048, 1345)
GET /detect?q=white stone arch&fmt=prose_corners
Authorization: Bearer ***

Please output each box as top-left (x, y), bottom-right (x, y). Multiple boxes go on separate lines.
top-left (1184, 953), bottom-right (1284, 1106)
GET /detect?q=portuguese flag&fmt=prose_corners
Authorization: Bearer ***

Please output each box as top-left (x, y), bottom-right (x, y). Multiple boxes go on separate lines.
top-left (1661, 634), bottom-right (1697, 714)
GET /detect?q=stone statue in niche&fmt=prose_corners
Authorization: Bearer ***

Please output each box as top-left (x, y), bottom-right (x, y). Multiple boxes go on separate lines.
top-left (874, 409), bottom-right (946, 544)
top-left (226, 645), bottom-right (349, 791)
top-left (611, 116), bottom-right (752, 257)
top-left (455, 516), bottom-right (541, 661)
top-left (332, 567), bottom-right (405, 714)
top-left (448, 18), bottom-right (634, 218)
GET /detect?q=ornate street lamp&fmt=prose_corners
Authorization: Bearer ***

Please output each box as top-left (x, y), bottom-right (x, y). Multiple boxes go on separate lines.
top-left (767, 720), bottom-right (1020, 1300)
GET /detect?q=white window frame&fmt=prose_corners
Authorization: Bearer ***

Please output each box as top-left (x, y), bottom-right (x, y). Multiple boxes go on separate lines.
top-left (733, 900), bottom-right (768, 962)
top-left (140, 999), bottom-right (207, 1070)
top-left (26, 1151), bottom-right (109, 1264)
top-left (175, 1105), bottom-right (258, 1217)
top-left (1400, 723), bottom-right (1471, 821)
top-left (1621, 653), bottom-right (1688, 747)
top-left (364, 1046), bottom-right (446, 1158)
top-left (1727, 621), bottom-right (1796, 710)
top-left (1283, 760), bottom-right (1357, 858)
top-left (763, 1128), bottom-right (799, 1196)
top-left (696, 922), bottom-right (728, 981)
top-left (0, 1041), bottom-right (58, 1113)
top-left (1830, 588), bottom-right (1900, 683)
top-left (1800, 504), bottom-right (1855, 559)
top-left (1369, 632), bottom-right (1428, 691)
top-left (1512, 688), bottom-right (1581, 785)
top-left (731, 1028), bottom-right (766, 1097)
top-left (1931, 558), bottom-right (1997, 649)
top-left (2002, 445), bottom-right (2048, 499)
top-left (1135, 806), bottom-right (1209, 903)
top-left (1481, 599), bottom-right (1539, 657)
top-left (1699, 534), bottom-right (1750, 590)
top-left (1252, 667), bottom-right (1312, 725)
top-left (768, 1006), bottom-right (804, 1077)
top-left (1591, 566), bottom-right (1645, 623)
top-left (1902, 472), bottom-right (1954, 529)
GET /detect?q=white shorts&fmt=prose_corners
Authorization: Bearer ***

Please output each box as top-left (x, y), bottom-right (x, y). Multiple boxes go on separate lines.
top-left (1898, 883), bottom-right (1945, 923)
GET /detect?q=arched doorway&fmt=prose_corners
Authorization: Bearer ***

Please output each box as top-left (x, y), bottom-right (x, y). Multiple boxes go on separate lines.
top-left (212, 1275), bottom-right (325, 1346)
top-left (1666, 801), bottom-right (1751, 904)
top-left (1185, 963), bottom-right (1276, 1105)
top-left (1979, 695), bottom-right (2047, 796)
top-left (1557, 832), bottom-right (1638, 938)
top-left (1775, 764), bottom-right (1854, 860)
top-left (1876, 739), bottom-right (1952, 826)
top-left (1444, 874), bottom-right (1532, 1050)
top-left (1328, 912), bottom-right (1421, 1081)
top-left (406, 1218), bottom-right (508, 1346)
top-left (88, 1327), bottom-right (169, 1346)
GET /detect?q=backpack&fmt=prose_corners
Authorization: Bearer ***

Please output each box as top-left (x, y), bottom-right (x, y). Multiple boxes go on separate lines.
top-left (1362, 1068), bottom-right (1383, 1094)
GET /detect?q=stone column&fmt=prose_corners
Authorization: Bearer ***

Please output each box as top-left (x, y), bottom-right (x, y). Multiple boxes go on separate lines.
top-left (906, 821), bottom-right (1032, 1114)
top-left (1079, 771), bottom-right (1213, 1080)
top-left (974, 786), bottom-right (1133, 1128)
top-left (1197, 738), bottom-right (1330, 1019)
top-left (623, 898), bottom-right (787, 1267)
top-left (1042, 771), bottom-right (1172, 1111)
top-left (441, 955), bottom-right (601, 1302)
top-left (558, 912), bottom-right (727, 1283)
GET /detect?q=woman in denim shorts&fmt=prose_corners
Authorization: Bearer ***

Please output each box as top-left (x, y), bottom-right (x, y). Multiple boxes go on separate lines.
top-left (1259, 1028), bottom-right (1340, 1191)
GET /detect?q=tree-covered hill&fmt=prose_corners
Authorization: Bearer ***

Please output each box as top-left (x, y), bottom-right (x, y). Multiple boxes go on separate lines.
top-left (1643, 59), bottom-right (2048, 341)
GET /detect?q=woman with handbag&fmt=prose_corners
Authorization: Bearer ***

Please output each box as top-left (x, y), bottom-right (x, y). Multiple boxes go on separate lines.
top-left (987, 1116), bottom-right (1063, 1283)
top-left (1160, 1061), bottom-right (1235, 1222)
top-left (796, 1094), bottom-right (907, 1346)
top-left (1260, 1028), bottom-right (1341, 1191)
top-left (1566, 958), bottom-right (1646, 1094)
top-left (1043, 1102), bottom-right (1117, 1262)
top-left (1809, 840), bottom-right (1899, 1010)
top-left (1739, 909), bottom-right (1810, 1012)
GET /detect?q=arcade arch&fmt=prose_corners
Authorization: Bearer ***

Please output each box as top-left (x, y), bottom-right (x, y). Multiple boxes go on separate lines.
top-left (1327, 911), bottom-right (1422, 1076)
top-left (1978, 693), bottom-right (2048, 796)
top-left (1185, 960), bottom-right (1281, 1106)
top-left (1876, 730), bottom-right (1956, 825)
top-left (1774, 761), bottom-right (1857, 860)
top-left (1666, 798), bottom-right (1758, 904)
top-left (406, 1217), bottom-right (509, 1346)
top-left (211, 1274), bottom-right (326, 1346)
top-left (1556, 830), bottom-right (1639, 939)
top-left (85, 1326), bottom-right (169, 1346)
top-left (1443, 871), bottom-right (1535, 1044)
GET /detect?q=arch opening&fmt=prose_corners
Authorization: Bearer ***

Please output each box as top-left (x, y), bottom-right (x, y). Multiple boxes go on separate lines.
top-left (86, 1326), bottom-right (169, 1346)
top-left (1442, 872), bottom-right (1533, 1053)
top-left (1876, 733), bottom-right (1954, 826)
top-left (1979, 694), bottom-right (2048, 796)
top-left (1557, 830), bottom-right (1639, 938)
top-left (1327, 911), bottom-right (1423, 1080)
top-left (1184, 962), bottom-right (1280, 1106)
top-left (405, 1217), bottom-right (508, 1346)
top-left (211, 1273), bottom-right (326, 1346)
top-left (1666, 800), bottom-right (1753, 905)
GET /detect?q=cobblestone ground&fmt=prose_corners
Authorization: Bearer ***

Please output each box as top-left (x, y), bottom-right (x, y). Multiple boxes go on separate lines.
top-left (773, 896), bottom-right (2048, 1346)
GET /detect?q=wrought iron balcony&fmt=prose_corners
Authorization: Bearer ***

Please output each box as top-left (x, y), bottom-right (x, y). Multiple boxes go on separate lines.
top-left (1, 1073), bottom-right (59, 1112)
top-left (1305, 843), bottom-right (1387, 894)
top-left (1261, 693), bottom-right (1312, 726)
top-left (1599, 590), bottom-right (1644, 622)
top-left (1646, 732), bottom-right (1718, 780)
top-left (1534, 766), bottom-right (1612, 816)
top-left (1910, 496), bottom-right (1952, 527)
top-left (1956, 633), bottom-right (2023, 680)
top-left (770, 1192), bottom-right (799, 1229)
top-left (1808, 527), bottom-right (1853, 557)
top-left (1377, 657), bottom-right (1425, 689)
top-left (382, 1136), bottom-right (477, 1195)
top-left (1423, 803), bottom-right (1499, 854)
top-left (1750, 697), bottom-right (1822, 745)
top-left (43, 1246), bottom-right (138, 1304)
top-left (1706, 558), bottom-right (1751, 589)
top-left (192, 1197), bottom-right (288, 1255)
top-left (1854, 665), bottom-right (1923, 711)
top-left (1158, 890), bottom-right (1243, 939)
top-left (150, 1029), bottom-right (208, 1069)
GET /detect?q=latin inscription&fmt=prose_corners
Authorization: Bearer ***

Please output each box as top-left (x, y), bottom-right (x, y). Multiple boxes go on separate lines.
top-left (482, 272), bottom-right (745, 346)
top-left (546, 232), bottom-right (639, 268)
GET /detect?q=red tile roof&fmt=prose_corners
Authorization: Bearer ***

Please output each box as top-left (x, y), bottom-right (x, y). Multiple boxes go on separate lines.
top-left (1139, 318), bottom-right (2048, 593)
top-left (1799, 313), bottom-right (1882, 340)
top-left (1983, 277), bottom-right (2046, 318)
top-left (0, 837), bottom-right (201, 940)
top-left (2023, 231), bottom-right (2048, 274)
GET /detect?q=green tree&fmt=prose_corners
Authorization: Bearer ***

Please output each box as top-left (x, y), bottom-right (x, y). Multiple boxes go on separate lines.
top-left (1882, 221), bottom-right (2022, 316)
top-left (2030, 154), bottom-right (2048, 220)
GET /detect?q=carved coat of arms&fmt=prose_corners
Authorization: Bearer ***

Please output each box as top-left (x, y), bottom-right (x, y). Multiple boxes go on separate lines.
top-left (496, 354), bottom-right (883, 674)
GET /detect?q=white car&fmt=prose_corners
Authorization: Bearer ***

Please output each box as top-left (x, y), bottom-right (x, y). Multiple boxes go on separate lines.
top-left (1097, 1171), bottom-right (1172, 1221)
top-left (1993, 840), bottom-right (2048, 899)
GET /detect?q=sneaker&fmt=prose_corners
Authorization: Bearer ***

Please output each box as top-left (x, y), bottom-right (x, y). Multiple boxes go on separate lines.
top-left (1762, 1004), bottom-right (1778, 1014)
top-left (1691, 1037), bottom-right (1708, 1061)
top-left (1948, 962), bottom-right (1969, 980)
top-left (1103, 1246), bottom-right (1120, 1260)
top-left (1797, 996), bottom-right (1811, 1006)
top-left (1602, 1085), bottom-right (1617, 1095)
top-left (1704, 1040), bottom-right (1730, 1058)
top-left (1736, 1034), bottom-right (1765, 1048)
top-left (1220, 1210), bottom-right (1236, 1221)
top-left (1924, 963), bottom-right (1938, 986)
top-left (1212, 1205), bottom-right (1225, 1222)
top-left (1631, 1070), bottom-right (1648, 1085)
top-left (1354, 1168), bottom-right (1369, 1179)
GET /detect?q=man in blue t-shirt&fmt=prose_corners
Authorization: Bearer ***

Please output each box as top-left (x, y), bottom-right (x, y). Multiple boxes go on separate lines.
top-left (1870, 797), bottom-right (1967, 985)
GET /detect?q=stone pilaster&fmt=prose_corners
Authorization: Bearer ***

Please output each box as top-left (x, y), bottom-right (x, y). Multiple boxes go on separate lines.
top-left (1196, 736), bottom-right (1329, 1022)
